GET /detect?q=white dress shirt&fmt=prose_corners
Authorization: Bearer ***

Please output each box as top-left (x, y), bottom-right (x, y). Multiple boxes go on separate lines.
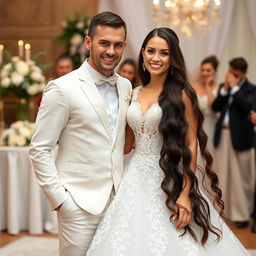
top-left (220, 78), bottom-right (245, 125)
top-left (84, 60), bottom-right (119, 137)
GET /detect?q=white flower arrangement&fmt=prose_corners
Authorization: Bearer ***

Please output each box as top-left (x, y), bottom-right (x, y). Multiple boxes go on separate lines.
top-left (0, 58), bottom-right (45, 98)
top-left (58, 14), bottom-right (90, 68)
top-left (0, 121), bottom-right (35, 146)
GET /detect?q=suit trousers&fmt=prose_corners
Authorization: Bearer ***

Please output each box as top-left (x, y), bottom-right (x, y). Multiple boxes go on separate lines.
top-left (214, 129), bottom-right (255, 221)
top-left (57, 190), bottom-right (113, 256)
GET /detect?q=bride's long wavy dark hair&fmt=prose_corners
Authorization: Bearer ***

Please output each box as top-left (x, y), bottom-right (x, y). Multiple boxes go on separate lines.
top-left (138, 28), bottom-right (224, 245)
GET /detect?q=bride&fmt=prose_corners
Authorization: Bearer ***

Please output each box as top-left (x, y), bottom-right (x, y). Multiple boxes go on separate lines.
top-left (86, 28), bottom-right (249, 255)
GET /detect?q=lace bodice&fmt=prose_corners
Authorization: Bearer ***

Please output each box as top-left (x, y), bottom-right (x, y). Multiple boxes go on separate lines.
top-left (127, 86), bottom-right (163, 156)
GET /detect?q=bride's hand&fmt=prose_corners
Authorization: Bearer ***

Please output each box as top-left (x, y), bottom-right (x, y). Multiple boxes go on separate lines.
top-left (172, 192), bottom-right (192, 230)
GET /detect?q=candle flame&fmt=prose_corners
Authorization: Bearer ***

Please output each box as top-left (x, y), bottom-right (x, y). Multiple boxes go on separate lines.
top-left (25, 43), bottom-right (31, 50)
top-left (18, 40), bottom-right (24, 46)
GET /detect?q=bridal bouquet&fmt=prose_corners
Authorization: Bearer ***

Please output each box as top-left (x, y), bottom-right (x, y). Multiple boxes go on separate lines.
top-left (58, 14), bottom-right (90, 68)
top-left (0, 56), bottom-right (45, 98)
top-left (0, 121), bottom-right (35, 146)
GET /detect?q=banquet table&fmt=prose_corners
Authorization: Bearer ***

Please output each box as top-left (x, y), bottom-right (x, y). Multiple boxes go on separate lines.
top-left (0, 146), bottom-right (57, 234)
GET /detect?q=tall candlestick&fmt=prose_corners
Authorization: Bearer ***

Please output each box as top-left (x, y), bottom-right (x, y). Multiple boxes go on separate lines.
top-left (18, 40), bottom-right (24, 58)
top-left (25, 43), bottom-right (31, 62)
top-left (0, 44), bottom-right (4, 65)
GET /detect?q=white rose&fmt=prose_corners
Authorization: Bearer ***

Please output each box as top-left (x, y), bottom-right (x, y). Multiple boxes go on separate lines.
top-left (29, 123), bottom-right (35, 131)
top-left (28, 60), bottom-right (35, 66)
top-left (3, 63), bottom-right (12, 72)
top-left (1, 77), bottom-right (11, 88)
top-left (19, 126), bottom-right (31, 138)
top-left (8, 133), bottom-right (18, 146)
top-left (12, 56), bottom-right (20, 62)
top-left (76, 21), bottom-right (84, 29)
top-left (1, 69), bottom-right (9, 79)
top-left (26, 84), bottom-right (40, 96)
top-left (70, 34), bottom-right (83, 46)
top-left (31, 66), bottom-right (42, 73)
top-left (30, 71), bottom-right (43, 81)
top-left (11, 121), bottom-right (24, 130)
top-left (70, 45), bottom-right (77, 55)
top-left (11, 72), bottom-right (24, 86)
top-left (3, 128), bottom-right (12, 137)
top-left (39, 83), bottom-right (45, 92)
top-left (15, 61), bottom-right (29, 76)
top-left (16, 135), bottom-right (27, 146)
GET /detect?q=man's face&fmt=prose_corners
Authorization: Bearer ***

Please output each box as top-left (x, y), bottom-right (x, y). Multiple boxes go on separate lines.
top-left (228, 67), bottom-right (246, 83)
top-left (55, 59), bottom-right (73, 78)
top-left (85, 25), bottom-right (126, 77)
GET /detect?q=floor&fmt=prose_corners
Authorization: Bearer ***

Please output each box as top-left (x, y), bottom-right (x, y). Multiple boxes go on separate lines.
top-left (1, 222), bottom-right (256, 249)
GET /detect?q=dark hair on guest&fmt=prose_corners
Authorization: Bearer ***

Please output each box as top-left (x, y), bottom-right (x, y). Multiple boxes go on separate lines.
top-left (201, 55), bottom-right (219, 71)
top-left (119, 58), bottom-right (137, 70)
top-left (88, 11), bottom-right (127, 39)
top-left (55, 55), bottom-right (73, 65)
top-left (118, 58), bottom-right (137, 85)
top-left (229, 57), bottom-right (248, 72)
top-left (138, 27), bottom-right (224, 246)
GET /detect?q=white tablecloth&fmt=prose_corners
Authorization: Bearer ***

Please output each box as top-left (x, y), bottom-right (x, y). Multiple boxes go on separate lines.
top-left (0, 146), bottom-right (57, 234)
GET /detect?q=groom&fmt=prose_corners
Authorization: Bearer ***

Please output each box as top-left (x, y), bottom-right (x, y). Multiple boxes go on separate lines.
top-left (29, 12), bottom-right (131, 256)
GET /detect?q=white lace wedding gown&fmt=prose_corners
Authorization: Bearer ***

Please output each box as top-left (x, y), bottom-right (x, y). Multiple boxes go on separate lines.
top-left (86, 86), bottom-right (249, 256)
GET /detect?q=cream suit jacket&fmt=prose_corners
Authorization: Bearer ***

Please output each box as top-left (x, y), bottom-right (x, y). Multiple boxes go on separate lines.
top-left (29, 62), bottom-right (132, 215)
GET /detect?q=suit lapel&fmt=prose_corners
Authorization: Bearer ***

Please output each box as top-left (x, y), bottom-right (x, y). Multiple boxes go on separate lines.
top-left (112, 78), bottom-right (125, 145)
top-left (78, 64), bottom-right (112, 141)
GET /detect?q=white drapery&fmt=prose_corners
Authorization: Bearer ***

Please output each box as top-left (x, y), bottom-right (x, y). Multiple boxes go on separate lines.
top-left (98, 0), bottom-right (256, 83)
top-left (99, 0), bottom-right (151, 60)
top-left (245, 0), bottom-right (256, 41)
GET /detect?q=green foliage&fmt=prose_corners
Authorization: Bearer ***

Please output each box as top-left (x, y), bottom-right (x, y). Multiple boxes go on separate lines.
top-left (57, 13), bottom-right (90, 69)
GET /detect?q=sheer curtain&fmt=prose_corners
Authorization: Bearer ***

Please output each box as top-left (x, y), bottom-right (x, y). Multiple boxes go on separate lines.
top-left (98, 0), bottom-right (151, 60)
top-left (216, 0), bottom-right (256, 83)
top-left (245, 0), bottom-right (256, 41)
top-left (98, 0), bottom-right (256, 83)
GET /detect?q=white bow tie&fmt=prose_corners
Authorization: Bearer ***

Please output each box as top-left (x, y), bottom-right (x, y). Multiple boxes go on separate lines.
top-left (95, 74), bottom-right (118, 87)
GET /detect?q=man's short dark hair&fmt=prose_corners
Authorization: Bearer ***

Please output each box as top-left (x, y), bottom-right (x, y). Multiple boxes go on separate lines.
top-left (229, 57), bottom-right (248, 72)
top-left (88, 11), bottom-right (127, 39)
top-left (55, 55), bottom-right (73, 65)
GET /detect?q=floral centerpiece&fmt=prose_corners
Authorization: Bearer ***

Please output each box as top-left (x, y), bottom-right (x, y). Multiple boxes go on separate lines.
top-left (0, 120), bottom-right (35, 146)
top-left (0, 55), bottom-right (46, 121)
top-left (0, 56), bottom-right (45, 98)
top-left (58, 14), bottom-right (90, 68)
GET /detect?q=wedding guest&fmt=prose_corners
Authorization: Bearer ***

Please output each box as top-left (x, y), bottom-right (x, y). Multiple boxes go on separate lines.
top-left (212, 57), bottom-right (256, 228)
top-left (250, 109), bottom-right (256, 233)
top-left (118, 58), bottom-right (138, 88)
top-left (50, 55), bottom-right (74, 80)
top-left (37, 55), bottom-right (74, 107)
top-left (192, 55), bottom-right (219, 155)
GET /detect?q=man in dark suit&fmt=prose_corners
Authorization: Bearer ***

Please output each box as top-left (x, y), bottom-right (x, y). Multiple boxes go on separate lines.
top-left (212, 57), bottom-right (256, 228)
top-left (250, 110), bottom-right (256, 233)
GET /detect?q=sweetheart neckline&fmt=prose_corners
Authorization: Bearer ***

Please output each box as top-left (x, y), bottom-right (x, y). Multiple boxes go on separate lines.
top-left (133, 101), bottom-right (159, 118)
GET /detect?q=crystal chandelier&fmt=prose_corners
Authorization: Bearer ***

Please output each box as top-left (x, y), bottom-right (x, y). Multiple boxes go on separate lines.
top-left (153, 0), bottom-right (221, 37)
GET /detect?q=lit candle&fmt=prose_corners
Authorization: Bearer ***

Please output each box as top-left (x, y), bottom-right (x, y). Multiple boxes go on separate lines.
top-left (18, 40), bottom-right (24, 58)
top-left (0, 44), bottom-right (3, 64)
top-left (25, 43), bottom-right (31, 62)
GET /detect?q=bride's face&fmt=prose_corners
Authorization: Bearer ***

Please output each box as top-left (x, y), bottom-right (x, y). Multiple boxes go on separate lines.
top-left (142, 36), bottom-right (170, 76)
